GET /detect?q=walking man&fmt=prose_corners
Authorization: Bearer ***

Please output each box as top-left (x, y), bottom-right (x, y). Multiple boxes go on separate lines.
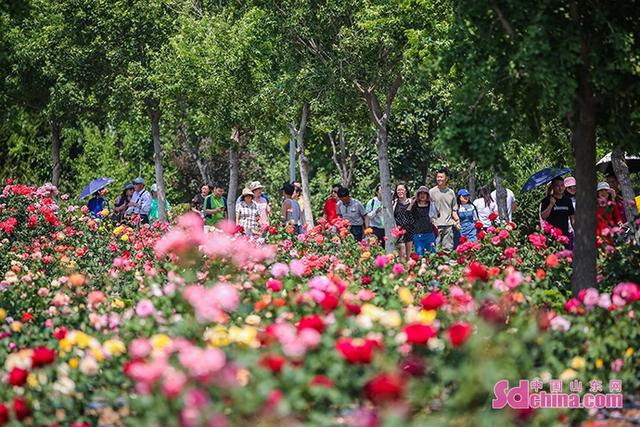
top-left (429, 169), bottom-right (460, 253)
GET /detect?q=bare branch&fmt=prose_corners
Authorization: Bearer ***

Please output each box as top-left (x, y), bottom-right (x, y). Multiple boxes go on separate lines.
top-left (492, 2), bottom-right (515, 37)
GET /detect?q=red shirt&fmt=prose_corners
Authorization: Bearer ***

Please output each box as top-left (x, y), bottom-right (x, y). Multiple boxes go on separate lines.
top-left (323, 198), bottom-right (338, 222)
top-left (596, 204), bottom-right (621, 237)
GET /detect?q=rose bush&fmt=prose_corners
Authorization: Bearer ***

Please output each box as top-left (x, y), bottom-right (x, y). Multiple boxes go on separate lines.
top-left (0, 180), bottom-right (637, 426)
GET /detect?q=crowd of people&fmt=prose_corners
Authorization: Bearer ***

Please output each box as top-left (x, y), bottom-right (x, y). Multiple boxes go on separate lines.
top-left (85, 167), bottom-right (636, 257)
top-left (86, 177), bottom-right (170, 225)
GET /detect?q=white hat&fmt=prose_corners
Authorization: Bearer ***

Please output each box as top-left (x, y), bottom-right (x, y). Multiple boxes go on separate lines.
top-left (249, 181), bottom-right (264, 191)
top-left (241, 188), bottom-right (254, 198)
top-left (151, 183), bottom-right (158, 192)
top-left (596, 182), bottom-right (615, 197)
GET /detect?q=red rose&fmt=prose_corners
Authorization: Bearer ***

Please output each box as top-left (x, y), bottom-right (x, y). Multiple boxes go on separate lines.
top-left (477, 230), bottom-right (485, 239)
top-left (360, 276), bottom-right (372, 286)
top-left (319, 293), bottom-right (339, 313)
top-left (474, 221), bottom-right (484, 230)
top-left (478, 299), bottom-right (506, 325)
top-left (21, 313), bottom-right (33, 322)
top-left (8, 367), bottom-right (28, 386)
top-left (336, 338), bottom-right (381, 364)
top-left (364, 372), bottom-right (405, 404)
top-left (0, 403), bottom-right (8, 424)
top-left (545, 254), bottom-right (559, 268)
top-left (53, 327), bottom-right (68, 340)
top-left (297, 315), bottom-right (324, 333)
top-left (446, 321), bottom-right (473, 347)
top-left (403, 323), bottom-right (437, 345)
top-left (12, 397), bottom-right (30, 421)
top-left (466, 261), bottom-right (489, 282)
top-left (420, 291), bottom-right (446, 310)
top-left (259, 354), bottom-right (286, 374)
top-left (400, 356), bottom-right (426, 377)
top-left (488, 212), bottom-right (498, 221)
top-left (71, 423), bottom-right (91, 427)
top-left (344, 301), bottom-right (362, 316)
top-left (310, 375), bottom-right (334, 388)
top-left (32, 346), bottom-right (56, 367)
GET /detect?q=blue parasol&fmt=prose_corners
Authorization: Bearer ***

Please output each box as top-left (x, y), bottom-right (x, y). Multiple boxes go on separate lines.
top-left (521, 167), bottom-right (573, 194)
top-left (79, 177), bottom-right (114, 200)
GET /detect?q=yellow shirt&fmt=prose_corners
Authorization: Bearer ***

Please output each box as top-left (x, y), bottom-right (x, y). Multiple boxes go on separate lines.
top-left (635, 195), bottom-right (640, 211)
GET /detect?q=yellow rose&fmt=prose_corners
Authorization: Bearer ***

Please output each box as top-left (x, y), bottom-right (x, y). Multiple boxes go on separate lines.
top-left (571, 356), bottom-right (586, 370)
top-left (27, 373), bottom-right (38, 388)
top-left (68, 358), bottom-right (79, 369)
top-left (10, 321), bottom-right (22, 333)
top-left (229, 326), bottom-right (258, 347)
top-left (206, 326), bottom-right (230, 347)
top-left (74, 332), bottom-right (91, 349)
top-left (59, 338), bottom-right (72, 353)
top-left (121, 234), bottom-right (129, 242)
top-left (151, 334), bottom-right (172, 351)
top-left (417, 310), bottom-right (437, 324)
top-left (625, 347), bottom-right (634, 358)
top-left (595, 359), bottom-right (604, 369)
top-left (113, 225), bottom-right (124, 235)
top-left (0, 308), bottom-right (6, 322)
top-left (111, 299), bottom-right (125, 309)
top-left (103, 339), bottom-right (126, 356)
top-left (91, 348), bottom-right (105, 363)
top-left (559, 368), bottom-right (578, 382)
top-left (398, 287), bottom-right (414, 305)
top-left (100, 208), bottom-right (109, 217)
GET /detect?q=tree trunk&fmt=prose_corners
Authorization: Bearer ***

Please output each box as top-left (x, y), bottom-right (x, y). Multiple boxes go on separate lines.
top-left (570, 45), bottom-right (597, 294)
top-left (228, 128), bottom-right (241, 222)
top-left (149, 108), bottom-right (167, 222)
top-left (50, 120), bottom-right (62, 187)
top-left (468, 161), bottom-right (477, 200)
top-left (376, 128), bottom-right (397, 253)
top-left (328, 123), bottom-right (355, 188)
top-left (611, 147), bottom-right (638, 236)
top-left (494, 174), bottom-right (508, 221)
top-left (289, 134), bottom-right (296, 183)
top-left (289, 103), bottom-right (314, 227)
top-left (354, 75), bottom-right (402, 254)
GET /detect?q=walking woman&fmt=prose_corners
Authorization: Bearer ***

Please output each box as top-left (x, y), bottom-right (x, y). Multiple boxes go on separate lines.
top-left (408, 186), bottom-right (437, 255)
top-left (236, 188), bottom-right (261, 237)
top-left (473, 186), bottom-right (497, 229)
top-left (393, 182), bottom-right (414, 261)
top-left (456, 189), bottom-right (478, 242)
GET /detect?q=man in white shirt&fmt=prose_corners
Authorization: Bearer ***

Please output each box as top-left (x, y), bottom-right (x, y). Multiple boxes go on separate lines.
top-left (126, 177), bottom-right (153, 224)
top-left (491, 182), bottom-right (517, 222)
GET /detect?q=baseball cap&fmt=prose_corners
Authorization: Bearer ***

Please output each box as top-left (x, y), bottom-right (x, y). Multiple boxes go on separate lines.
top-left (133, 177), bottom-right (145, 185)
top-left (457, 188), bottom-right (471, 197)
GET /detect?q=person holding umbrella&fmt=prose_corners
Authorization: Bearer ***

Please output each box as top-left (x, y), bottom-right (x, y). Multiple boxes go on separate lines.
top-left (127, 177), bottom-right (152, 224)
top-left (80, 177), bottom-right (113, 217)
top-left (540, 177), bottom-right (575, 244)
top-left (87, 187), bottom-right (109, 217)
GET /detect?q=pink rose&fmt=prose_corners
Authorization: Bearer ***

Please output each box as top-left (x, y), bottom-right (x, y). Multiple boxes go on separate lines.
top-left (135, 299), bottom-right (155, 317)
top-left (270, 262), bottom-right (289, 278)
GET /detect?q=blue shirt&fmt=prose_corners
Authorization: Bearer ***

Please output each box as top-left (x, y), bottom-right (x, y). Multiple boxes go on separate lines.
top-left (87, 197), bottom-right (106, 217)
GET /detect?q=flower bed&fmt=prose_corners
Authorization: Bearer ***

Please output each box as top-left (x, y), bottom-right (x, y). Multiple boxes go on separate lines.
top-left (0, 181), bottom-right (638, 426)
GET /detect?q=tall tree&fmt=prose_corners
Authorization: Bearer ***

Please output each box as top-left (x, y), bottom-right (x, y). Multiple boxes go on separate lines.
top-left (436, 0), bottom-right (640, 293)
top-left (104, 0), bottom-right (183, 222)
top-left (8, 0), bottom-right (110, 188)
